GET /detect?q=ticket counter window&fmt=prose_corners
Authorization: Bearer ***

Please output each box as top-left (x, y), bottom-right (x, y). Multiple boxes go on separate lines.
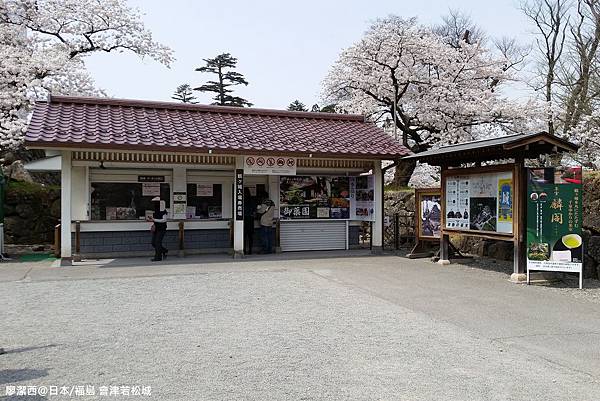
top-left (186, 183), bottom-right (223, 219)
top-left (90, 182), bottom-right (171, 220)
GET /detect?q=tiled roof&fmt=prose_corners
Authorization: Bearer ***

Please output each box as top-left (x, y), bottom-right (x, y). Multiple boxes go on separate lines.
top-left (24, 96), bottom-right (410, 159)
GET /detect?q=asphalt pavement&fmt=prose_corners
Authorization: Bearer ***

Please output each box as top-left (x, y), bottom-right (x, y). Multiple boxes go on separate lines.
top-left (1, 254), bottom-right (599, 400)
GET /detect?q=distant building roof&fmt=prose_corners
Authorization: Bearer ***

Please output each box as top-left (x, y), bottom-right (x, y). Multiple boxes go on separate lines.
top-left (24, 96), bottom-right (410, 160)
top-left (403, 132), bottom-right (578, 166)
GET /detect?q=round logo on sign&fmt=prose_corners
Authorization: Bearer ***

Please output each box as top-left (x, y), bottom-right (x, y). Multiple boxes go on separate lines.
top-left (267, 157), bottom-right (275, 167)
top-left (287, 158), bottom-right (295, 167)
top-left (246, 157), bottom-right (255, 166)
top-left (277, 158), bottom-right (285, 167)
top-left (256, 157), bottom-right (265, 166)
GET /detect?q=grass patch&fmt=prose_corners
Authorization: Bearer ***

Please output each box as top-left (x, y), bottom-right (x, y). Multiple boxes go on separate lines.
top-left (18, 253), bottom-right (57, 262)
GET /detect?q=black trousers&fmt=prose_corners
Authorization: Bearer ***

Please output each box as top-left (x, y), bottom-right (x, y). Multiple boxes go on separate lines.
top-left (243, 217), bottom-right (254, 254)
top-left (151, 229), bottom-right (167, 259)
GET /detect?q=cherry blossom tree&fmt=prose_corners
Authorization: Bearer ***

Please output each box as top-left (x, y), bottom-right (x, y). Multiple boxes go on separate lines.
top-left (0, 0), bottom-right (173, 149)
top-left (322, 16), bottom-right (537, 185)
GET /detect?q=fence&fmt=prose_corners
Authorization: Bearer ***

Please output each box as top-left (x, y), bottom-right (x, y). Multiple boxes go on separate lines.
top-left (383, 212), bottom-right (416, 251)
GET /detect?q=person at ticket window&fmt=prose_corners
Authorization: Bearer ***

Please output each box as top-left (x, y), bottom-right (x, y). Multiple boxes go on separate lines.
top-left (257, 198), bottom-right (275, 254)
top-left (148, 197), bottom-right (168, 261)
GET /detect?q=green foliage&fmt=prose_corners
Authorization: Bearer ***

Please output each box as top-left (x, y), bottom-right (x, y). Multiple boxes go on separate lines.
top-left (287, 100), bottom-right (308, 111)
top-left (171, 84), bottom-right (197, 104)
top-left (6, 180), bottom-right (59, 195)
top-left (194, 53), bottom-right (253, 107)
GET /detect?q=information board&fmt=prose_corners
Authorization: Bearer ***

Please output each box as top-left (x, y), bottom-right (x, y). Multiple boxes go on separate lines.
top-left (526, 167), bottom-right (583, 284)
top-left (445, 171), bottom-right (513, 234)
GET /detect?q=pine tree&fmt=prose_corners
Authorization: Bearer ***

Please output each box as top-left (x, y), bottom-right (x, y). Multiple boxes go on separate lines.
top-left (311, 104), bottom-right (336, 113)
top-left (171, 84), bottom-right (197, 103)
top-left (287, 100), bottom-right (308, 111)
top-left (194, 53), bottom-right (252, 107)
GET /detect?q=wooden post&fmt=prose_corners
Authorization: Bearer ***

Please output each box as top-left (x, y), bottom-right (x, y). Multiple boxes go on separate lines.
top-left (178, 220), bottom-right (185, 257)
top-left (394, 213), bottom-right (400, 250)
top-left (54, 224), bottom-right (61, 258)
top-left (275, 219), bottom-right (281, 253)
top-left (511, 160), bottom-right (527, 281)
top-left (73, 221), bottom-right (81, 262)
top-left (438, 165), bottom-right (451, 265)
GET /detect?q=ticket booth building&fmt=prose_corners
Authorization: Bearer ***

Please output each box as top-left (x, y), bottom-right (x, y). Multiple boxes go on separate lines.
top-left (24, 96), bottom-right (410, 262)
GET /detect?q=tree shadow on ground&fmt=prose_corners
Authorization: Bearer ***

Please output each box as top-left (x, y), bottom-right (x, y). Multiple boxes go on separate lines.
top-left (0, 369), bottom-right (48, 385)
top-left (2, 344), bottom-right (58, 356)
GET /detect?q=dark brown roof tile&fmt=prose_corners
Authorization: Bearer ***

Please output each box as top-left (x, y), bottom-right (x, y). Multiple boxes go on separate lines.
top-left (25, 95), bottom-right (410, 159)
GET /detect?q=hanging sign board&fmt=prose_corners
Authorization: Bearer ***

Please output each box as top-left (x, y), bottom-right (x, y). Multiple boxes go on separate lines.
top-left (444, 170), bottom-right (513, 235)
top-left (526, 166), bottom-right (583, 287)
top-left (196, 184), bottom-right (214, 197)
top-left (142, 183), bottom-right (160, 197)
top-left (138, 175), bottom-right (165, 183)
top-left (235, 169), bottom-right (244, 221)
top-left (244, 156), bottom-right (296, 175)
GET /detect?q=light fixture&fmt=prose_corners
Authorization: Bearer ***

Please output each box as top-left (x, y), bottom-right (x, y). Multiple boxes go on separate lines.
top-left (99, 160), bottom-right (107, 170)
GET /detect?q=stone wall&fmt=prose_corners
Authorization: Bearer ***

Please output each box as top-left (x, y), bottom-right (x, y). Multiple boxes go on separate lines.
top-left (3, 180), bottom-right (60, 245)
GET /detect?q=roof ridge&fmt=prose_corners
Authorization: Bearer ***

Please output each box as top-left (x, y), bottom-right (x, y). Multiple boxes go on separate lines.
top-left (42, 95), bottom-right (365, 122)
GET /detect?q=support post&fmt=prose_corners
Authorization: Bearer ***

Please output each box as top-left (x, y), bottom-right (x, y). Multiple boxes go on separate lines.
top-left (372, 160), bottom-right (383, 254)
top-left (60, 151), bottom-right (72, 265)
top-left (511, 160), bottom-right (527, 282)
top-left (233, 157), bottom-right (245, 258)
top-left (438, 234), bottom-right (451, 265)
top-left (73, 221), bottom-right (81, 262)
top-left (438, 165), bottom-right (450, 265)
top-left (178, 221), bottom-right (185, 257)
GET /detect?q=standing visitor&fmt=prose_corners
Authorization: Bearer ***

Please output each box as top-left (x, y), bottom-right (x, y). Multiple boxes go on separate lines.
top-left (148, 197), bottom-right (168, 261)
top-left (256, 198), bottom-right (275, 254)
top-left (243, 188), bottom-right (257, 254)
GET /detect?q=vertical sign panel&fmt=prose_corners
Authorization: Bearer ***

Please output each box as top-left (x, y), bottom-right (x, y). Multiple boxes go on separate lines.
top-left (526, 167), bottom-right (583, 275)
top-left (235, 169), bottom-right (244, 221)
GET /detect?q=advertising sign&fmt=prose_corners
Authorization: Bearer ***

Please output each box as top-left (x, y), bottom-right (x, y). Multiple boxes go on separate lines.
top-left (526, 167), bottom-right (583, 282)
top-left (419, 192), bottom-right (442, 238)
top-left (350, 175), bottom-right (375, 221)
top-left (445, 171), bottom-right (513, 234)
top-left (280, 176), bottom-right (350, 219)
top-left (244, 156), bottom-right (297, 176)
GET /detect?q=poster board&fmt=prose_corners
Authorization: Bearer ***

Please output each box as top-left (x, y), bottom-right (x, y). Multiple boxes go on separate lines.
top-left (350, 175), bottom-right (375, 221)
top-left (279, 176), bottom-right (350, 219)
top-left (443, 166), bottom-right (514, 238)
top-left (526, 166), bottom-right (583, 288)
top-left (416, 188), bottom-right (442, 240)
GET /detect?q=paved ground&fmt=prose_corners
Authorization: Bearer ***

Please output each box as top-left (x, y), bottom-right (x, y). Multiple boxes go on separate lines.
top-left (1, 254), bottom-right (599, 400)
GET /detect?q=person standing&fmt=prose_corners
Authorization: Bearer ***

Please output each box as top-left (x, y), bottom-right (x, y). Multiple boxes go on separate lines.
top-left (243, 188), bottom-right (257, 254)
top-left (256, 198), bottom-right (275, 254)
top-left (149, 197), bottom-right (168, 261)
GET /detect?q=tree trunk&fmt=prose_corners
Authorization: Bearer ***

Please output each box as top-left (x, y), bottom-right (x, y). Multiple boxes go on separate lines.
top-left (392, 159), bottom-right (416, 187)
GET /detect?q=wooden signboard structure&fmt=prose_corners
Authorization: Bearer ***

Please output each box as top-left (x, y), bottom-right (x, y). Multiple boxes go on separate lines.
top-left (402, 132), bottom-right (579, 282)
top-left (408, 187), bottom-right (441, 258)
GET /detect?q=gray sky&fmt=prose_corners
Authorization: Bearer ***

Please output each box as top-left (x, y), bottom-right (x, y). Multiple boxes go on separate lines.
top-left (85, 0), bottom-right (532, 109)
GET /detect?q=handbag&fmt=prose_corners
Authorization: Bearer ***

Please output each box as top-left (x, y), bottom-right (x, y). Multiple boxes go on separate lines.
top-left (150, 224), bottom-right (156, 233)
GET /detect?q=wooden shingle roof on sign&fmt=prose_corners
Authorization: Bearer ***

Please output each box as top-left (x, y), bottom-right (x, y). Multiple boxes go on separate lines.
top-left (24, 95), bottom-right (411, 160)
top-left (402, 132), bottom-right (579, 166)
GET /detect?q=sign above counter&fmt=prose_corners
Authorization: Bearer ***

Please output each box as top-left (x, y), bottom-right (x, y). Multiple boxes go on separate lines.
top-left (244, 156), bottom-right (296, 176)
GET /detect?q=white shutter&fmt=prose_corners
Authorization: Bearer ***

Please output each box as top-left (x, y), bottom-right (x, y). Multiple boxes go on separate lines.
top-left (280, 220), bottom-right (347, 251)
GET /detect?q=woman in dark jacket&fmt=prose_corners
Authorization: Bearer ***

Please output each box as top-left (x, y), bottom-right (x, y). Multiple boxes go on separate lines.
top-left (149, 197), bottom-right (168, 261)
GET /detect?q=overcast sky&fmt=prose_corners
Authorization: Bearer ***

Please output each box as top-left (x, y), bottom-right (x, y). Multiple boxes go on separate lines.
top-left (85, 0), bottom-right (532, 109)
